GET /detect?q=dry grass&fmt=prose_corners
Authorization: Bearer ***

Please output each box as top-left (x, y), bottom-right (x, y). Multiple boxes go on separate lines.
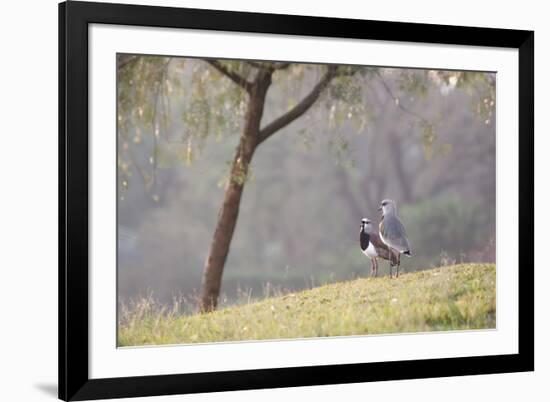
top-left (118, 263), bottom-right (496, 346)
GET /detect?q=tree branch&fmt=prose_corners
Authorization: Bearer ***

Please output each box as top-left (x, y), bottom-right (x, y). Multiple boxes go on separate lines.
top-left (243, 60), bottom-right (266, 70)
top-left (336, 66), bottom-right (362, 77)
top-left (258, 65), bottom-right (337, 144)
top-left (204, 60), bottom-right (252, 92)
top-left (375, 71), bottom-right (429, 124)
top-left (272, 62), bottom-right (292, 70)
top-left (244, 60), bottom-right (293, 72)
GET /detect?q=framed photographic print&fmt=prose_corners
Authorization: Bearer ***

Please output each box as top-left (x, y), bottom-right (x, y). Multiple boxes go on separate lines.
top-left (59, 1), bottom-right (534, 400)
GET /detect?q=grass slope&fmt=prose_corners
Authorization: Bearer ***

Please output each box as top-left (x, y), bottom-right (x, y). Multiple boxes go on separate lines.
top-left (118, 263), bottom-right (496, 346)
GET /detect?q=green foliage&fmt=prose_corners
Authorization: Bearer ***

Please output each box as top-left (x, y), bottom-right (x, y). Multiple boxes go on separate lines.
top-left (118, 264), bottom-right (496, 346)
top-left (327, 136), bottom-right (356, 168)
top-left (420, 121), bottom-right (437, 160)
top-left (117, 56), bottom-right (174, 194)
top-left (325, 73), bottom-right (368, 127)
top-left (117, 56), bottom-right (496, 194)
top-left (230, 158), bottom-right (251, 186)
top-left (117, 58), bottom-right (259, 200)
top-left (180, 62), bottom-right (247, 144)
top-left (329, 75), bottom-right (362, 104)
top-left (117, 56), bottom-right (173, 135)
top-left (434, 70), bottom-right (495, 122)
top-left (398, 70), bottom-right (429, 99)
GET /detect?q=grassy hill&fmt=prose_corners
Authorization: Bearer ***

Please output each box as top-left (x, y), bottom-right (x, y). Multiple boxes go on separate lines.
top-left (118, 263), bottom-right (496, 347)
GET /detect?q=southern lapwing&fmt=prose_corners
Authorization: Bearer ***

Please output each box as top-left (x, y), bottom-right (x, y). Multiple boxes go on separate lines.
top-left (378, 199), bottom-right (412, 278)
top-left (360, 218), bottom-right (400, 277)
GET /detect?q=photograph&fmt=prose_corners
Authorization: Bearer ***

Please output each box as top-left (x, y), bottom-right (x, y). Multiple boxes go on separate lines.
top-left (116, 54), bottom-right (497, 347)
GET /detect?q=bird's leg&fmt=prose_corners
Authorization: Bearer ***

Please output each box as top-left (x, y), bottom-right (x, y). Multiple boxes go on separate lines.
top-left (373, 258), bottom-right (378, 277)
top-left (392, 251), bottom-right (401, 278)
top-left (370, 257), bottom-right (375, 277)
top-left (389, 249), bottom-right (398, 279)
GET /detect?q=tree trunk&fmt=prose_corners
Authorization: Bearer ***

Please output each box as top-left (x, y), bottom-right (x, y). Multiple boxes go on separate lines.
top-left (198, 74), bottom-right (271, 312)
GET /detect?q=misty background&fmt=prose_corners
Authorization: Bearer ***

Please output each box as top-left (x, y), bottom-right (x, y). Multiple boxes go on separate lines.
top-left (117, 58), bottom-right (495, 308)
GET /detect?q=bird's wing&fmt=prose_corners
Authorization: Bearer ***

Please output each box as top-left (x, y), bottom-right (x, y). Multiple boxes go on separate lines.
top-left (379, 217), bottom-right (388, 241)
top-left (371, 232), bottom-right (400, 264)
top-left (370, 232), bottom-right (390, 257)
top-left (359, 230), bottom-right (369, 251)
top-left (380, 215), bottom-right (411, 253)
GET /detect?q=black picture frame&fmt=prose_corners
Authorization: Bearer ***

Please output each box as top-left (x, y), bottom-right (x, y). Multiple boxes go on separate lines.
top-left (59, 1), bottom-right (534, 400)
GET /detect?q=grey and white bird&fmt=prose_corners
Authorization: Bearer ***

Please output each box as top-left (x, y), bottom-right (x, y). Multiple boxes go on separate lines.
top-left (378, 199), bottom-right (412, 278)
top-left (360, 218), bottom-right (400, 277)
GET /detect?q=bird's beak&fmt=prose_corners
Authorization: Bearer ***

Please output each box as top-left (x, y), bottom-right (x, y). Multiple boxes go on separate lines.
top-left (377, 206), bottom-right (382, 212)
